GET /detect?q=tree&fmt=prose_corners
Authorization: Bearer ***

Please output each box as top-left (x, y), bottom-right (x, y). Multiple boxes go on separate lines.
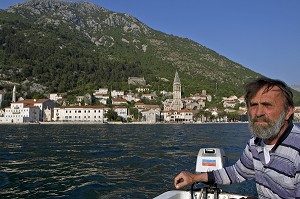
top-left (227, 111), bottom-right (239, 122)
top-left (204, 110), bottom-right (212, 122)
top-left (194, 109), bottom-right (205, 122)
top-left (104, 108), bottom-right (118, 121)
top-left (128, 107), bottom-right (142, 121)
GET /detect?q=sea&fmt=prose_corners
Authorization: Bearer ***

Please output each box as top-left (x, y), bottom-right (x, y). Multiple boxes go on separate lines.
top-left (2, 122), bottom-right (296, 199)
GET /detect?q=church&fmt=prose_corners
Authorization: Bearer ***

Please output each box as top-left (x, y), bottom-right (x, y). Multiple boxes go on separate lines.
top-left (161, 71), bottom-right (194, 122)
top-left (170, 71), bottom-right (183, 111)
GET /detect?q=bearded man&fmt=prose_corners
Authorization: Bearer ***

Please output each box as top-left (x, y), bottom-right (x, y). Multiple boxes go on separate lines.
top-left (174, 77), bottom-right (300, 198)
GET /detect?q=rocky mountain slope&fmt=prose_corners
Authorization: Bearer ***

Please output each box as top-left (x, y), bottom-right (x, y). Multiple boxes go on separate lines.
top-left (2, 0), bottom-right (299, 105)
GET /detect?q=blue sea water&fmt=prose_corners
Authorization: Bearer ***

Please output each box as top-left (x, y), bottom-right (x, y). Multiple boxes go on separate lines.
top-left (0, 123), bottom-right (269, 198)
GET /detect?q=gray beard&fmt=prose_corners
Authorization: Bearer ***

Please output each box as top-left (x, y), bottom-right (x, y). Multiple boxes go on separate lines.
top-left (248, 111), bottom-right (286, 140)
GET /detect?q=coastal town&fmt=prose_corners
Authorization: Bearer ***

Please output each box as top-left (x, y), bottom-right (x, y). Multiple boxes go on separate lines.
top-left (1, 72), bottom-right (300, 124)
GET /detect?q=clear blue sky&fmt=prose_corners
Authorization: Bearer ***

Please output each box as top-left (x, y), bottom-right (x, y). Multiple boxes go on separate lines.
top-left (1, 0), bottom-right (300, 85)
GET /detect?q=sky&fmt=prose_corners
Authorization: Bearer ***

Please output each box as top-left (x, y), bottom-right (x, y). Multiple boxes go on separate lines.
top-left (1, 0), bottom-right (300, 86)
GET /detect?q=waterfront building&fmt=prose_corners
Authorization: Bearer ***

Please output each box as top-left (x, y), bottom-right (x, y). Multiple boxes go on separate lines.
top-left (44, 108), bottom-right (53, 122)
top-left (114, 106), bottom-right (128, 121)
top-left (161, 109), bottom-right (194, 123)
top-left (53, 106), bottom-right (107, 122)
top-left (26, 99), bottom-right (55, 121)
top-left (1, 100), bottom-right (40, 123)
top-left (140, 108), bottom-right (161, 123)
top-left (0, 99), bottom-right (55, 123)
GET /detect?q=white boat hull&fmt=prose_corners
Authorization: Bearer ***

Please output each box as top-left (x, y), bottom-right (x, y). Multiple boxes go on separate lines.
top-left (154, 190), bottom-right (250, 199)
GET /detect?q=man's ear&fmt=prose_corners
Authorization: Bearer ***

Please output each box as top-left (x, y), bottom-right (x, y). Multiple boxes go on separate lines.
top-left (285, 106), bottom-right (294, 121)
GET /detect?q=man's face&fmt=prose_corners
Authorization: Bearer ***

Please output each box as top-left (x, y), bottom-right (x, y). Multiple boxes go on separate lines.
top-left (248, 85), bottom-right (290, 140)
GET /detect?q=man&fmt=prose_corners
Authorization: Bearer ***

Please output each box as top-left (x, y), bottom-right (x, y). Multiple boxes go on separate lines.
top-left (174, 77), bottom-right (300, 198)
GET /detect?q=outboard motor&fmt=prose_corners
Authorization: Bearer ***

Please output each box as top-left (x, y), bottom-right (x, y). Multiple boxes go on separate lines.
top-left (192, 148), bottom-right (227, 199)
top-left (196, 148), bottom-right (227, 173)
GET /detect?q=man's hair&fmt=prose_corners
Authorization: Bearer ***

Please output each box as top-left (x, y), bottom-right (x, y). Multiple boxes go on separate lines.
top-left (245, 77), bottom-right (294, 122)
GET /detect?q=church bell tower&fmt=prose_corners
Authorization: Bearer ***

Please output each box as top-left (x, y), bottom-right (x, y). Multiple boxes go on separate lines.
top-left (171, 71), bottom-right (183, 111)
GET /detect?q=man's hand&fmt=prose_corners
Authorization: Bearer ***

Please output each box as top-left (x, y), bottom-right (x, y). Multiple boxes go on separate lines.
top-left (174, 171), bottom-right (194, 189)
top-left (174, 171), bottom-right (208, 189)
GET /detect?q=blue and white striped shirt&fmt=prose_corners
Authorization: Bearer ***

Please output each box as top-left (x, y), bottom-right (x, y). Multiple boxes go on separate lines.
top-left (210, 122), bottom-right (300, 198)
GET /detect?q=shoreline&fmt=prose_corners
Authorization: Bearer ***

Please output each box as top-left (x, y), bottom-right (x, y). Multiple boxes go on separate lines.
top-left (0, 121), bottom-right (249, 125)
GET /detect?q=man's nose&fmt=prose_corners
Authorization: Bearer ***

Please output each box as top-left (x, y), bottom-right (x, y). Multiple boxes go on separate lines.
top-left (255, 105), bottom-right (265, 117)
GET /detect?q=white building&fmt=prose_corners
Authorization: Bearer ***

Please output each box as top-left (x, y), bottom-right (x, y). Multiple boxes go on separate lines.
top-left (93, 88), bottom-right (109, 101)
top-left (1, 101), bottom-right (40, 123)
top-left (141, 109), bottom-right (161, 123)
top-left (53, 106), bottom-right (107, 122)
top-left (294, 106), bottom-right (300, 122)
top-left (123, 93), bottom-right (140, 102)
top-left (136, 87), bottom-right (150, 93)
top-left (114, 106), bottom-right (128, 121)
top-left (0, 99), bottom-right (55, 123)
top-left (50, 93), bottom-right (63, 102)
top-left (111, 90), bottom-right (124, 98)
top-left (94, 88), bottom-right (108, 95)
top-left (161, 109), bottom-right (194, 123)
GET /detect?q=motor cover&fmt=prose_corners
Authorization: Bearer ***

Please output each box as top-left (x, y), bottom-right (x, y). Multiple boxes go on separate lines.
top-left (196, 148), bottom-right (226, 173)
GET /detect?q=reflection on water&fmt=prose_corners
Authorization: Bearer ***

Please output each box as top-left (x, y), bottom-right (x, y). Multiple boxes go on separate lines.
top-left (0, 123), bottom-right (262, 198)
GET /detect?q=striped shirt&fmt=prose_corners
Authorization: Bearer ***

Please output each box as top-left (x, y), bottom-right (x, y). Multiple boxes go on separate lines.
top-left (209, 122), bottom-right (300, 198)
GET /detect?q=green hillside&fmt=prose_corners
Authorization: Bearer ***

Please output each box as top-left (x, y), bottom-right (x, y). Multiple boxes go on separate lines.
top-left (0, 0), bottom-right (299, 105)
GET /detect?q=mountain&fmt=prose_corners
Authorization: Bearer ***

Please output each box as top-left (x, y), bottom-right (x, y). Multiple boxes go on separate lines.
top-left (0, 0), bottom-right (299, 105)
top-left (291, 85), bottom-right (300, 92)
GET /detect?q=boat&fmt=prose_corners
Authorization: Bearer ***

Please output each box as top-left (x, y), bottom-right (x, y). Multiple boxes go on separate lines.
top-left (154, 189), bottom-right (251, 199)
top-left (154, 148), bottom-right (256, 199)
